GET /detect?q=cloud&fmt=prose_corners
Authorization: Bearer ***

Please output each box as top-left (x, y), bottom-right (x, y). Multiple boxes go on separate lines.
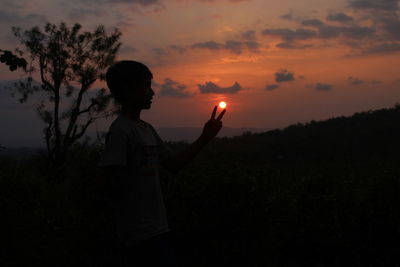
top-left (326, 12), bottom-right (354, 22)
top-left (280, 12), bottom-right (294, 20)
top-left (361, 42), bottom-right (400, 54)
top-left (315, 83), bottom-right (333, 91)
top-left (348, 76), bottom-right (364, 85)
top-left (275, 69), bottom-right (295, 82)
top-left (302, 19), bottom-right (325, 27)
top-left (276, 42), bottom-right (313, 49)
top-left (198, 81), bottom-right (244, 94)
top-left (158, 78), bottom-right (192, 98)
top-left (380, 15), bottom-right (400, 40)
top-left (242, 30), bottom-right (256, 41)
top-left (119, 44), bottom-right (137, 54)
top-left (265, 84), bottom-right (279, 91)
top-left (275, 6), bottom-right (398, 52)
top-left (244, 41), bottom-right (260, 51)
top-left (262, 28), bottom-right (318, 42)
top-left (191, 39), bottom-right (258, 54)
top-left (348, 0), bottom-right (399, 11)
top-left (169, 45), bottom-right (187, 54)
top-left (152, 47), bottom-right (168, 57)
top-left (191, 41), bottom-right (222, 50)
top-left (301, 19), bottom-right (375, 39)
top-left (224, 40), bottom-right (244, 54)
top-left (195, 0), bottom-right (253, 3)
top-left (106, 0), bottom-right (161, 5)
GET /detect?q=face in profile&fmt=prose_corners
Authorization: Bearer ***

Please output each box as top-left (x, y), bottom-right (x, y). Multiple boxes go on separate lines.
top-left (123, 77), bottom-right (155, 110)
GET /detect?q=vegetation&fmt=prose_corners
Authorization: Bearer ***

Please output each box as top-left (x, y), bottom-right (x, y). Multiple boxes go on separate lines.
top-left (2, 22), bottom-right (121, 169)
top-left (0, 49), bottom-right (27, 71)
top-left (2, 105), bottom-right (400, 266)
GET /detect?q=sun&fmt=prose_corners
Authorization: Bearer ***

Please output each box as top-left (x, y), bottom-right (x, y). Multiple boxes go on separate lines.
top-left (219, 101), bottom-right (227, 109)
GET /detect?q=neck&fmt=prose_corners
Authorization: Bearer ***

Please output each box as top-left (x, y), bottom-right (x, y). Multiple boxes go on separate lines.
top-left (121, 106), bottom-right (141, 120)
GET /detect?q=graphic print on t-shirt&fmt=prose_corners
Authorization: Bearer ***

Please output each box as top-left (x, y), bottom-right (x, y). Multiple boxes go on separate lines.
top-left (140, 144), bottom-right (159, 177)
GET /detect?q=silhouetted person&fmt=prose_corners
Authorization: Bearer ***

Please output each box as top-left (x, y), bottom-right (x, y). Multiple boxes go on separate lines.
top-left (98, 60), bottom-right (226, 266)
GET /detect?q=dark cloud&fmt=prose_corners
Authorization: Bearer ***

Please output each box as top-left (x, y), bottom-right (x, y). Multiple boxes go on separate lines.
top-left (342, 26), bottom-right (375, 39)
top-left (198, 81), bottom-right (244, 94)
top-left (301, 19), bottom-right (375, 39)
top-left (280, 12), bottom-right (294, 20)
top-left (191, 41), bottom-right (222, 50)
top-left (348, 0), bottom-right (399, 11)
top-left (152, 48), bottom-right (168, 57)
top-left (348, 76), bottom-right (364, 85)
top-left (326, 12), bottom-right (354, 22)
top-left (315, 83), bottom-right (333, 91)
top-left (244, 41), bottom-right (260, 51)
top-left (262, 28), bottom-right (318, 42)
top-left (265, 84), bottom-right (279, 91)
top-left (276, 42), bottom-right (313, 49)
top-left (106, 0), bottom-right (160, 5)
top-left (119, 44), bottom-right (137, 54)
top-left (191, 39), bottom-right (259, 54)
top-left (302, 19), bottom-right (325, 27)
top-left (275, 69), bottom-right (295, 83)
top-left (169, 45), bottom-right (187, 54)
top-left (361, 42), bottom-right (400, 54)
top-left (158, 78), bottom-right (192, 98)
top-left (272, 5), bottom-right (395, 52)
top-left (242, 30), bottom-right (256, 41)
top-left (224, 40), bottom-right (244, 54)
top-left (381, 15), bottom-right (400, 40)
top-left (196, 0), bottom-right (253, 3)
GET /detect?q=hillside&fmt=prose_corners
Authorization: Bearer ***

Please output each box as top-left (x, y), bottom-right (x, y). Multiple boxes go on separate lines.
top-left (208, 104), bottom-right (400, 162)
top-left (2, 105), bottom-right (400, 267)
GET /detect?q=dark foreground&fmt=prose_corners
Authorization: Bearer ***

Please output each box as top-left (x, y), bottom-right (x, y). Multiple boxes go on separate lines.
top-left (2, 106), bottom-right (400, 267)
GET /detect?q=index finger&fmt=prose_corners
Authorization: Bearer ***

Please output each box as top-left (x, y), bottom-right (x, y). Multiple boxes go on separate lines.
top-left (216, 109), bottom-right (226, 121)
top-left (210, 106), bottom-right (217, 120)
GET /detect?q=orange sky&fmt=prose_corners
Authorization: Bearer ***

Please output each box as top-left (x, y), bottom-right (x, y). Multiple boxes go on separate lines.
top-left (1, 0), bottom-right (400, 146)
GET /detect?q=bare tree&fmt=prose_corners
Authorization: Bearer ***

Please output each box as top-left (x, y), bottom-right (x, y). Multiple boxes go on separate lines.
top-left (9, 22), bottom-right (121, 168)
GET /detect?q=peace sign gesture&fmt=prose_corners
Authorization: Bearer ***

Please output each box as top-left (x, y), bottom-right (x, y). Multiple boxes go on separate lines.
top-left (201, 106), bottom-right (226, 142)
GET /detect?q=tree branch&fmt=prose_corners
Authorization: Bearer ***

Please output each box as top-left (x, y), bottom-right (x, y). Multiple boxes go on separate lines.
top-left (39, 55), bottom-right (54, 92)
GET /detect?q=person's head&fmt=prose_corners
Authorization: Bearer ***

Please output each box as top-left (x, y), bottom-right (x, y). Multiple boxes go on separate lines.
top-left (106, 60), bottom-right (154, 110)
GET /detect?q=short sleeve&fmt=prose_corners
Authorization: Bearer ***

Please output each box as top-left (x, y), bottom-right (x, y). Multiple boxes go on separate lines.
top-left (98, 129), bottom-right (128, 167)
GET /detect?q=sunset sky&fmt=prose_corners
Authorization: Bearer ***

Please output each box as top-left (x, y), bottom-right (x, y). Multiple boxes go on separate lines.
top-left (1, 0), bottom-right (400, 146)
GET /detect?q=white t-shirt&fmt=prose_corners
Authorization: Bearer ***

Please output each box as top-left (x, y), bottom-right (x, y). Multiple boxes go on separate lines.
top-left (98, 114), bottom-right (172, 246)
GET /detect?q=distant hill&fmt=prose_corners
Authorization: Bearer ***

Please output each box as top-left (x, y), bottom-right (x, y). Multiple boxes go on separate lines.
top-left (2, 104), bottom-right (400, 159)
top-left (210, 104), bottom-right (400, 163)
top-left (156, 127), bottom-right (270, 142)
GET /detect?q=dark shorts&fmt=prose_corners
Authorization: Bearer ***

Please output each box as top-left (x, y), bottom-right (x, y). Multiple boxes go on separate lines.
top-left (120, 232), bottom-right (179, 267)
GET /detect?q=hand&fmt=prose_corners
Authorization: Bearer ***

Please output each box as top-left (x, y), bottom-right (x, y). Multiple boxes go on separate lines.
top-left (201, 106), bottom-right (226, 142)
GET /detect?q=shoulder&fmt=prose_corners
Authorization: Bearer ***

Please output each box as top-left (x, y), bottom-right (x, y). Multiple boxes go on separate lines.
top-left (140, 120), bottom-right (156, 132)
top-left (109, 116), bottom-right (131, 134)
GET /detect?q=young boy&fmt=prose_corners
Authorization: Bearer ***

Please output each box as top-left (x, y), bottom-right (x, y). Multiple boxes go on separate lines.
top-left (98, 60), bottom-right (226, 266)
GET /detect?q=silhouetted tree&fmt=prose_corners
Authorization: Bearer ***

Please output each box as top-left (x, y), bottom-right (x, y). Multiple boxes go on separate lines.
top-left (0, 49), bottom-right (27, 71)
top-left (9, 22), bottom-right (121, 172)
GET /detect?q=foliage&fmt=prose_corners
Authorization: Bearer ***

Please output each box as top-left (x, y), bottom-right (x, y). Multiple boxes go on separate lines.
top-left (0, 49), bottom-right (27, 71)
top-left (7, 22), bottom-right (121, 168)
top-left (2, 105), bottom-right (400, 266)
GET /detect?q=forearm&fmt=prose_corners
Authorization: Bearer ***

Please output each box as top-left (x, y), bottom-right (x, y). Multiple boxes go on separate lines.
top-left (166, 134), bottom-right (211, 173)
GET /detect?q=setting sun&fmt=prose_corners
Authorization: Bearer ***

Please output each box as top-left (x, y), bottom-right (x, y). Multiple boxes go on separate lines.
top-left (219, 101), bottom-right (227, 109)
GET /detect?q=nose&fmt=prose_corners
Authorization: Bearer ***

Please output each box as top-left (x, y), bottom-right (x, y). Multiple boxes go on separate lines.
top-left (150, 88), bottom-right (155, 97)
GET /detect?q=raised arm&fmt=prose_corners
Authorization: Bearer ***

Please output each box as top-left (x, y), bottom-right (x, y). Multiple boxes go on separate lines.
top-left (163, 106), bottom-right (226, 173)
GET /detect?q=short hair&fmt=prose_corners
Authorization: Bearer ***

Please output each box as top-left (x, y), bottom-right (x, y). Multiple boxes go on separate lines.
top-left (106, 60), bottom-right (153, 103)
